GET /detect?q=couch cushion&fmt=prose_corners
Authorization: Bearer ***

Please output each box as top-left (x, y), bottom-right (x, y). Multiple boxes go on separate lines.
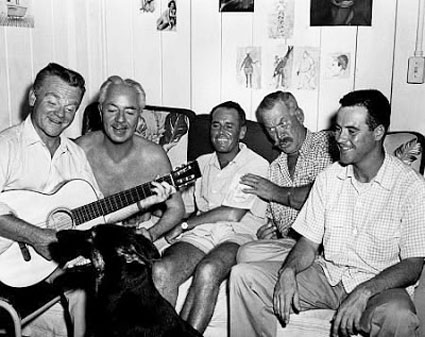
top-left (385, 131), bottom-right (425, 174)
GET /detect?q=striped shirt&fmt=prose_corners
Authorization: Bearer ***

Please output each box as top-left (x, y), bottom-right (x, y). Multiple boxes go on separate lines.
top-left (293, 153), bottom-right (425, 293)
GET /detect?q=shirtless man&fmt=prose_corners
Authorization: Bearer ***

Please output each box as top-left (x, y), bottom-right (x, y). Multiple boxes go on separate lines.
top-left (76, 76), bottom-right (185, 242)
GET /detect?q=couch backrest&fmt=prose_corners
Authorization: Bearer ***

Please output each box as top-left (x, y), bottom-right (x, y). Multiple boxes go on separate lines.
top-left (385, 131), bottom-right (425, 174)
top-left (83, 104), bottom-right (425, 175)
top-left (82, 102), bottom-right (196, 167)
top-left (187, 114), bottom-right (280, 163)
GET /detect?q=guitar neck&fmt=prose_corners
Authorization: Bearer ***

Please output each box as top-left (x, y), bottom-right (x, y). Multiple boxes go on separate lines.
top-left (71, 175), bottom-right (173, 225)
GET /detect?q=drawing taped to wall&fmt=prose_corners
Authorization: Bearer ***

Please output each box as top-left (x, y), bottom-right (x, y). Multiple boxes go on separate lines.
top-left (294, 47), bottom-right (320, 91)
top-left (325, 52), bottom-right (350, 79)
top-left (220, 0), bottom-right (254, 12)
top-left (268, 0), bottom-right (294, 39)
top-left (237, 47), bottom-right (261, 89)
top-left (266, 45), bottom-right (294, 89)
top-left (0, 0), bottom-right (34, 28)
top-left (157, 0), bottom-right (176, 31)
top-left (310, 0), bottom-right (373, 26)
top-left (140, 0), bottom-right (156, 13)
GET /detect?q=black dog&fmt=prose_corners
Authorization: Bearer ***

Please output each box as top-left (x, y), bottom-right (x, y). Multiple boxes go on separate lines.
top-left (51, 224), bottom-right (202, 337)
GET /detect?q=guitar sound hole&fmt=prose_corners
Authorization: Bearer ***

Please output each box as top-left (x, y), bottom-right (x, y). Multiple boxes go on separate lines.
top-left (47, 209), bottom-right (74, 231)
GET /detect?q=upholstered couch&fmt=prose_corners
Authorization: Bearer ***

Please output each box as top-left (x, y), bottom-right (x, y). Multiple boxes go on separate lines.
top-left (81, 104), bottom-right (425, 337)
top-left (181, 114), bottom-right (425, 337)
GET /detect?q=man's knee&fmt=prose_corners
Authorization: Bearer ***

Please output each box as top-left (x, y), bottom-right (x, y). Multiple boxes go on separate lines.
top-left (194, 258), bottom-right (226, 287)
top-left (236, 242), bottom-right (259, 263)
top-left (362, 293), bottom-right (419, 335)
top-left (152, 259), bottom-right (175, 287)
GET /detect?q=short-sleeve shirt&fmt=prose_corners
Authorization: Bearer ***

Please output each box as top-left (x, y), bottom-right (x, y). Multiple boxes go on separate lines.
top-left (292, 153), bottom-right (425, 293)
top-left (194, 143), bottom-right (269, 231)
top-left (268, 129), bottom-right (336, 236)
top-left (0, 116), bottom-right (101, 253)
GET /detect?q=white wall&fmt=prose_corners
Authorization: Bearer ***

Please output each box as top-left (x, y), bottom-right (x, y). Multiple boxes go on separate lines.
top-left (0, 0), bottom-right (423, 137)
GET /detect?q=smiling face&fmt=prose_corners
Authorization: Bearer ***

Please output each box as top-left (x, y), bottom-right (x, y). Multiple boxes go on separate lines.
top-left (335, 105), bottom-right (383, 167)
top-left (210, 107), bottom-right (246, 158)
top-left (260, 102), bottom-right (306, 155)
top-left (100, 84), bottom-right (142, 144)
top-left (30, 75), bottom-right (83, 143)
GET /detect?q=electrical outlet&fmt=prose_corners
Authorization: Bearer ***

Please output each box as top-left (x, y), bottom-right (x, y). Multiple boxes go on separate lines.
top-left (407, 56), bottom-right (425, 84)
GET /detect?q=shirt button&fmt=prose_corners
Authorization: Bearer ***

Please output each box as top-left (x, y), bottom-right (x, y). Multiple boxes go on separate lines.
top-left (353, 228), bottom-right (358, 235)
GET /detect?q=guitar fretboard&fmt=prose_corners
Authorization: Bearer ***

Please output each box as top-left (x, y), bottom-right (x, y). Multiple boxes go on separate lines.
top-left (71, 175), bottom-right (173, 225)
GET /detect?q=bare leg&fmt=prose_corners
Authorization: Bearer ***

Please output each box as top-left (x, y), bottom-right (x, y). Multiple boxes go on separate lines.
top-left (152, 242), bottom-right (205, 306)
top-left (181, 242), bottom-right (239, 333)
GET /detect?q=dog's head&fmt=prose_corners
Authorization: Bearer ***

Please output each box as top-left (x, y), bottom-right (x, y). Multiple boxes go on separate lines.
top-left (51, 224), bottom-right (160, 282)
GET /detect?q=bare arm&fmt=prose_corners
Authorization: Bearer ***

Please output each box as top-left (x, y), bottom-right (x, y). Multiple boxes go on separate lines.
top-left (0, 214), bottom-right (57, 260)
top-left (241, 173), bottom-right (313, 210)
top-left (332, 257), bottom-right (424, 337)
top-left (148, 191), bottom-right (185, 242)
top-left (274, 236), bottom-right (321, 325)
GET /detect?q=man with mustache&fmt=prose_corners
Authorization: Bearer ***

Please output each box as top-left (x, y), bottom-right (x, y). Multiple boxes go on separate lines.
top-left (237, 91), bottom-right (337, 263)
top-left (153, 101), bottom-right (269, 334)
top-left (230, 89), bottom-right (425, 337)
top-left (76, 76), bottom-right (184, 243)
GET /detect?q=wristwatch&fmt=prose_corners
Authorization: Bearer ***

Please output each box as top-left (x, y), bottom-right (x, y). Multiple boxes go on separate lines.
top-left (181, 221), bottom-right (189, 231)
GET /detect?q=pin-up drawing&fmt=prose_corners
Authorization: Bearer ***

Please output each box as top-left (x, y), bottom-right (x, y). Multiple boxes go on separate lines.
top-left (268, 0), bottom-right (294, 39)
top-left (295, 48), bottom-right (320, 90)
top-left (237, 47), bottom-right (261, 89)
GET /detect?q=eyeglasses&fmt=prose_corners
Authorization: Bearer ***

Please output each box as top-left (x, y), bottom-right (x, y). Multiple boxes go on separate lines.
top-left (264, 120), bottom-right (291, 134)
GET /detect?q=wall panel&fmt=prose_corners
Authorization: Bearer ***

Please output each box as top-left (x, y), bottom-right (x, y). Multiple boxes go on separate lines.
top-left (191, 0), bottom-right (221, 115)
top-left (161, 0), bottom-right (191, 107)
top-left (1, 0), bottom-right (423, 139)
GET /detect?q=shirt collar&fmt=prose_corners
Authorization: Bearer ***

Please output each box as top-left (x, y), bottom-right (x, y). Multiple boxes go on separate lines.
top-left (22, 115), bottom-right (69, 154)
top-left (337, 152), bottom-right (392, 191)
top-left (211, 143), bottom-right (248, 169)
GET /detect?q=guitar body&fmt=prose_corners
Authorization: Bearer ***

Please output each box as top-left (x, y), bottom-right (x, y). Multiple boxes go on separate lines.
top-left (0, 179), bottom-right (104, 287)
top-left (0, 161), bottom-right (201, 288)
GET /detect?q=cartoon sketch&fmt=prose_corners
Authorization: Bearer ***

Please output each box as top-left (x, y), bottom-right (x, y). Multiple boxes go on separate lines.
top-left (0, 0), bottom-right (34, 28)
top-left (140, 0), bottom-right (155, 13)
top-left (272, 46), bottom-right (294, 88)
top-left (326, 53), bottom-right (350, 79)
top-left (295, 48), bottom-right (319, 90)
top-left (156, 0), bottom-right (176, 31)
top-left (268, 0), bottom-right (294, 39)
top-left (240, 52), bottom-right (256, 88)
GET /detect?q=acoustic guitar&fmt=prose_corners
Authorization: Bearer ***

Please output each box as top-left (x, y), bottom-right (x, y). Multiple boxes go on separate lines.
top-left (0, 161), bottom-right (201, 287)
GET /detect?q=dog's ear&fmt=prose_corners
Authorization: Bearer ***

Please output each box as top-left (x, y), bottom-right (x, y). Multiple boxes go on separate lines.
top-left (50, 229), bottom-right (93, 265)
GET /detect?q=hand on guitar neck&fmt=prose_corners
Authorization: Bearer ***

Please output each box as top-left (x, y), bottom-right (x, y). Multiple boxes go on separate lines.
top-left (0, 161), bottom-right (201, 287)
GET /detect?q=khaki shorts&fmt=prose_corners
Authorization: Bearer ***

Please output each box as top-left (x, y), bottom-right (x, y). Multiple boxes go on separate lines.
top-left (178, 221), bottom-right (256, 254)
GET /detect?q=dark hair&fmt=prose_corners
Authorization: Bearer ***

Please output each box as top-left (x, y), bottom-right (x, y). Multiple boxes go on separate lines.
top-left (339, 89), bottom-right (391, 132)
top-left (210, 101), bottom-right (246, 126)
top-left (33, 63), bottom-right (86, 97)
top-left (255, 91), bottom-right (302, 123)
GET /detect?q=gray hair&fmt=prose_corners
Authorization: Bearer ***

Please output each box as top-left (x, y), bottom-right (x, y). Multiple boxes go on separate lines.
top-left (98, 75), bottom-right (146, 109)
top-left (255, 91), bottom-right (303, 123)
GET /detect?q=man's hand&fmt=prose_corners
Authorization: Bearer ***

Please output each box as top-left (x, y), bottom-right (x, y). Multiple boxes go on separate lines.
top-left (138, 181), bottom-right (176, 210)
top-left (273, 268), bottom-right (301, 326)
top-left (33, 228), bottom-right (58, 260)
top-left (257, 221), bottom-right (278, 239)
top-left (331, 287), bottom-right (371, 337)
top-left (240, 173), bottom-right (279, 201)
